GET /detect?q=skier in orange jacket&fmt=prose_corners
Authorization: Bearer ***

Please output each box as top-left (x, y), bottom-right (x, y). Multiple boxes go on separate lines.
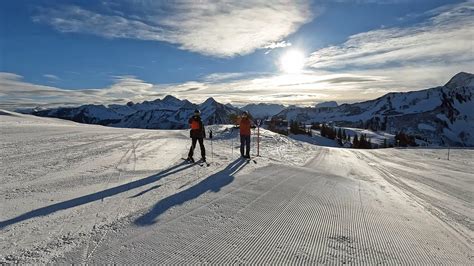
top-left (238, 111), bottom-right (252, 158)
top-left (187, 109), bottom-right (206, 163)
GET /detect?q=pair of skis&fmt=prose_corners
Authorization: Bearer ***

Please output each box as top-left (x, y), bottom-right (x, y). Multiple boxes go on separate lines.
top-left (181, 157), bottom-right (210, 167)
top-left (181, 157), bottom-right (257, 167)
top-left (244, 157), bottom-right (257, 164)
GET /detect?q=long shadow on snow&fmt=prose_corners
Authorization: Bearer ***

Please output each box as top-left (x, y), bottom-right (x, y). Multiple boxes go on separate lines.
top-left (134, 158), bottom-right (247, 226)
top-left (0, 161), bottom-right (195, 229)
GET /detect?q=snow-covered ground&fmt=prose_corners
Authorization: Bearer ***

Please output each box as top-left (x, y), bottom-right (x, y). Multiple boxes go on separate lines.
top-left (1, 111), bottom-right (472, 263)
top-left (290, 128), bottom-right (395, 148)
top-left (339, 127), bottom-right (395, 145)
top-left (289, 131), bottom-right (339, 147)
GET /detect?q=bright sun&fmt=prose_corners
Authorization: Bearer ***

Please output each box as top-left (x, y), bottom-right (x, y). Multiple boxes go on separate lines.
top-left (280, 50), bottom-right (305, 73)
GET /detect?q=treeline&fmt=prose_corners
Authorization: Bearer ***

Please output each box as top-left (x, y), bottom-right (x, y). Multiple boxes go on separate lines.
top-left (283, 120), bottom-right (419, 149)
top-left (289, 120), bottom-right (311, 135)
top-left (319, 124), bottom-right (373, 148)
top-left (394, 131), bottom-right (418, 147)
top-left (351, 133), bottom-right (373, 149)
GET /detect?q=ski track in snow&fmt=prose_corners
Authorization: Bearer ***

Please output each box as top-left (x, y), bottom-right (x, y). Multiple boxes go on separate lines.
top-left (0, 113), bottom-right (473, 264)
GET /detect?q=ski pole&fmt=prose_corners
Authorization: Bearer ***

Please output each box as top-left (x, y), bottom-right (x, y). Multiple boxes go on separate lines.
top-left (257, 125), bottom-right (260, 157)
top-left (210, 129), bottom-right (213, 162)
top-left (231, 127), bottom-right (234, 157)
top-left (256, 119), bottom-right (261, 157)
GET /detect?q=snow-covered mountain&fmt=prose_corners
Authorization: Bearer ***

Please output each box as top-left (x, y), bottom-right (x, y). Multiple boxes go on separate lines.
top-left (28, 96), bottom-right (241, 129)
top-left (21, 72), bottom-right (474, 145)
top-left (276, 72), bottom-right (474, 146)
top-left (241, 103), bottom-right (285, 119)
top-left (29, 104), bottom-right (124, 125)
top-left (113, 97), bottom-right (241, 129)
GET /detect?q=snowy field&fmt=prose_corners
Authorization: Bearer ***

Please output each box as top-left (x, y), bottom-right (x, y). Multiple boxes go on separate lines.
top-left (340, 127), bottom-right (395, 145)
top-left (1, 111), bottom-right (472, 264)
top-left (290, 128), bottom-right (395, 148)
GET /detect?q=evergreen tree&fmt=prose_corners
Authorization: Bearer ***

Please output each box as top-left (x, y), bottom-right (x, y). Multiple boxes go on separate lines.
top-left (358, 134), bottom-right (371, 149)
top-left (395, 131), bottom-right (417, 147)
top-left (290, 120), bottom-right (305, 135)
top-left (353, 134), bottom-right (359, 148)
top-left (328, 127), bottom-right (337, 140)
top-left (359, 134), bottom-right (365, 148)
top-left (311, 122), bottom-right (321, 130)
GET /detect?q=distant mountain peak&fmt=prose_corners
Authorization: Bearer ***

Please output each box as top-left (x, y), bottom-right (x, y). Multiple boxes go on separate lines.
top-left (181, 99), bottom-right (196, 109)
top-left (203, 97), bottom-right (218, 105)
top-left (445, 72), bottom-right (474, 89)
top-left (162, 95), bottom-right (181, 103)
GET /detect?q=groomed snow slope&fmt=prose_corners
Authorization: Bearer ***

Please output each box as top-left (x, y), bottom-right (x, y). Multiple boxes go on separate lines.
top-left (1, 112), bottom-right (472, 263)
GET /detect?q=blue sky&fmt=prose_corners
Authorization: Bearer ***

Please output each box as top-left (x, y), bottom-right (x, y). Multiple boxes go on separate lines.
top-left (1, 0), bottom-right (473, 109)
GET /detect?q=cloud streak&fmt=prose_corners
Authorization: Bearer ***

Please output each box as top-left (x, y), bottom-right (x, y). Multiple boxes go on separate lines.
top-left (0, 70), bottom-right (418, 110)
top-left (306, 1), bottom-right (474, 70)
top-left (33, 1), bottom-right (314, 57)
top-left (43, 74), bottom-right (60, 82)
top-left (263, 40), bottom-right (292, 54)
top-left (299, 0), bottom-right (474, 103)
top-left (0, 73), bottom-right (159, 110)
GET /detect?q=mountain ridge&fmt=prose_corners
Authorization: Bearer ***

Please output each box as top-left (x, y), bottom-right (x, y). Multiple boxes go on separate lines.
top-left (21, 72), bottom-right (473, 146)
top-left (276, 72), bottom-right (474, 146)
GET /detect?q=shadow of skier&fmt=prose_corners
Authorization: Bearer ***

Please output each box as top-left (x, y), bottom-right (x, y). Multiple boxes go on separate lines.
top-left (0, 161), bottom-right (195, 229)
top-left (134, 158), bottom-right (247, 226)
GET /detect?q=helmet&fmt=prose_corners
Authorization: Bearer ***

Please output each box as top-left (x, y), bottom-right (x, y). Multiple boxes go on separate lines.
top-left (194, 109), bottom-right (201, 116)
top-left (242, 111), bottom-right (248, 117)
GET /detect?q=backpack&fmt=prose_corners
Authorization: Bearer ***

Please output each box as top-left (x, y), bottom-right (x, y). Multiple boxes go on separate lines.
top-left (190, 117), bottom-right (201, 130)
top-left (191, 120), bottom-right (200, 130)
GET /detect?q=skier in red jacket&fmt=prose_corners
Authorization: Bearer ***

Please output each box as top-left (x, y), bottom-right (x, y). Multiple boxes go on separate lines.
top-left (238, 111), bottom-right (253, 158)
top-left (187, 109), bottom-right (206, 163)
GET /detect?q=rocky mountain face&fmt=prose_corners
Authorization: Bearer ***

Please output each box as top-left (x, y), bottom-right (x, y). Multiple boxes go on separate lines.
top-left (275, 72), bottom-right (474, 146)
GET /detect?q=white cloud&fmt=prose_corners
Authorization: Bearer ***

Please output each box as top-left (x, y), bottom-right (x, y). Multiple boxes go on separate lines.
top-left (0, 73), bottom-right (159, 109)
top-left (332, 0), bottom-right (417, 4)
top-left (306, 1), bottom-right (474, 70)
top-left (263, 40), bottom-right (292, 54)
top-left (263, 40), bottom-right (292, 52)
top-left (262, 41), bottom-right (292, 50)
top-left (4, 1), bottom-right (472, 109)
top-left (0, 70), bottom-right (394, 109)
top-left (300, 1), bottom-right (474, 101)
top-left (202, 73), bottom-right (248, 82)
top-left (43, 74), bottom-right (60, 81)
top-left (1, 65), bottom-right (471, 111)
top-left (33, 1), bottom-right (314, 57)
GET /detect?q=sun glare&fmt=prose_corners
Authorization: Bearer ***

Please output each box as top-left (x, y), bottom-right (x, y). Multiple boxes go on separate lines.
top-left (280, 50), bottom-right (305, 73)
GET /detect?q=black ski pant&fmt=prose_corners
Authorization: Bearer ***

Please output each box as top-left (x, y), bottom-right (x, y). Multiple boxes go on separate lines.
top-left (188, 137), bottom-right (206, 159)
top-left (240, 135), bottom-right (250, 157)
